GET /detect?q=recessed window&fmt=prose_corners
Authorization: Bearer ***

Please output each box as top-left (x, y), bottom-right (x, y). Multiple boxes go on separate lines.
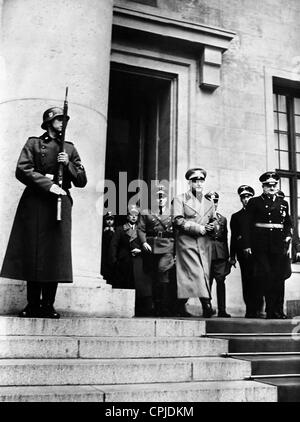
top-left (273, 87), bottom-right (300, 237)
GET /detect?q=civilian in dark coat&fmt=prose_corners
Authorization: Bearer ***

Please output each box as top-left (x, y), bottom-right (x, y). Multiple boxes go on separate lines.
top-left (206, 192), bottom-right (231, 317)
top-left (243, 172), bottom-right (293, 319)
top-left (229, 185), bottom-right (259, 318)
top-left (109, 205), bottom-right (152, 316)
top-left (0, 107), bottom-right (87, 318)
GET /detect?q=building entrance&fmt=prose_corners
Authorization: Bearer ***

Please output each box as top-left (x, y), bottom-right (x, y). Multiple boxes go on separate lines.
top-left (104, 65), bottom-right (174, 223)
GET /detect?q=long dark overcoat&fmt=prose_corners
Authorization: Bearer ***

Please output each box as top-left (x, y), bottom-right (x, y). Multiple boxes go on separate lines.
top-left (109, 223), bottom-right (152, 297)
top-left (0, 133), bottom-right (87, 283)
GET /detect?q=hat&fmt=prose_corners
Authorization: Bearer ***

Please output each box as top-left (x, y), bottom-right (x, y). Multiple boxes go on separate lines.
top-left (205, 191), bottom-right (219, 202)
top-left (259, 171), bottom-right (280, 185)
top-left (41, 107), bottom-right (70, 130)
top-left (185, 168), bottom-right (207, 181)
top-left (277, 190), bottom-right (285, 199)
top-left (104, 211), bottom-right (115, 221)
top-left (156, 185), bottom-right (168, 197)
top-left (237, 185), bottom-right (255, 197)
top-left (128, 204), bottom-right (140, 216)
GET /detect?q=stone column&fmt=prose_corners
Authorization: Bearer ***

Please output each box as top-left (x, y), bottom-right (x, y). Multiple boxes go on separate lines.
top-left (0, 0), bottom-right (134, 315)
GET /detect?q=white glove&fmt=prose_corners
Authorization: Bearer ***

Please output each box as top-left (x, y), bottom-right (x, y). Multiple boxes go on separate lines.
top-left (49, 184), bottom-right (67, 196)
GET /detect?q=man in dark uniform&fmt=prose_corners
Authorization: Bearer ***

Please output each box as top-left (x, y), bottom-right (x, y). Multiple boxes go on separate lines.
top-left (101, 211), bottom-right (116, 285)
top-left (229, 185), bottom-right (259, 318)
top-left (138, 185), bottom-right (176, 316)
top-left (275, 190), bottom-right (293, 318)
top-left (205, 191), bottom-right (231, 317)
top-left (109, 205), bottom-right (152, 316)
top-left (243, 172), bottom-right (293, 319)
top-left (0, 106), bottom-right (87, 318)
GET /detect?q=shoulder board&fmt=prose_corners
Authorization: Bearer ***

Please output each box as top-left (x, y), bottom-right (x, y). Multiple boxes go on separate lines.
top-left (65, 140), bottom-right (74, 145)
top-left (28, 136), bottom-right (39, 140)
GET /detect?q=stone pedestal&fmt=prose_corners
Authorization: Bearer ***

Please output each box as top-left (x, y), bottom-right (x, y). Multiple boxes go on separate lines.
top-left (0, 0), bottom-right (134, 317)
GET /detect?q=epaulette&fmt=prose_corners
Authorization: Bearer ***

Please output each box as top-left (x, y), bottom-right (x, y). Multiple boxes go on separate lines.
top-left (65, 140), bottom-right (74, 145)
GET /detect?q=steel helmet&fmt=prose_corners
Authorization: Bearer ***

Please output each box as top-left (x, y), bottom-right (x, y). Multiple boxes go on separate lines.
top-left (41, 107), bottom-right (70, 130)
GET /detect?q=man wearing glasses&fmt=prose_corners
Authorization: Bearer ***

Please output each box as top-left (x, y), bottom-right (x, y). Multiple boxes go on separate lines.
top-left (243, 172), bottom-right (293, 319)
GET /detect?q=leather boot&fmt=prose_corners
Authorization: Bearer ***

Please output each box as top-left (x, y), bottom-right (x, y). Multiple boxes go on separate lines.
top-left (216, 279), bottom-right (231, 318)
top-left (200, 298), bottom-right (215, 318)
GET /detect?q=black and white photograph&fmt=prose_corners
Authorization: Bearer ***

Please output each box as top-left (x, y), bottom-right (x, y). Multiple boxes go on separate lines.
top-left (0, 0), bottom-right (300, 405)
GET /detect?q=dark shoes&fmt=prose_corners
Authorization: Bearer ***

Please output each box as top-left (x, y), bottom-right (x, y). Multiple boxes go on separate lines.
top-left (41, 305), bottom-right (60, 319)
top-left (201, 301), bottom-right (215, 318)
top-left (19, 304), bottom-right (60, 319)
top-left (266, 312), bottom-right (284, 320)
top-left (18, 305), bottom-right (41, 318)
top-left (218, 311), bottom-right (231, 318)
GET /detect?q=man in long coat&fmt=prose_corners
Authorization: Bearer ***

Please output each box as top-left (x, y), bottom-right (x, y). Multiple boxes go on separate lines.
top-left (0, 106), bottom-right (87, 318)
top-left (243, 172), bottom-right (293, 319)
top-left (172, 168), bottom-right (217, 318)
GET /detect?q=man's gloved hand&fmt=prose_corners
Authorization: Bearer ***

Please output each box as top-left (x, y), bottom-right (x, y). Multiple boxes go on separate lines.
top-left (57, 152), bottom-right (69, 166)
top-left (49, 184), bottom-right (67, 196)
top-left (229, 257), bottom-right (237, 268)
top-left (243, 248), bottom-right (252, 256)
top-left (142, 242), bottom-right (152, 252)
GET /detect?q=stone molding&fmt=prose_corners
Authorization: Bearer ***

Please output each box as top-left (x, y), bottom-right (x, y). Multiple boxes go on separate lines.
top-left (113, 5), bottom-right (235, 90)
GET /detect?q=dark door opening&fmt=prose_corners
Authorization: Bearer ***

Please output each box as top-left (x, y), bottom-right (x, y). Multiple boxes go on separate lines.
top-left (104, 66), bottom-right (173, 224)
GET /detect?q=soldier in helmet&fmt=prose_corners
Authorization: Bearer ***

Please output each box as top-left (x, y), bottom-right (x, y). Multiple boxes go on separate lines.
top-left (0, 106), bottom-right (87, 318)
top-left (205, 191), bottom-right (231, 318)
top-left (243, 172), bottom-right (293, 319)
top-left (138, 185), bottom-right (176, 316)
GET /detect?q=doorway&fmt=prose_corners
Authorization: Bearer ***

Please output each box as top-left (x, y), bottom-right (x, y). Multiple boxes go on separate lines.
top-left (104, 65), bottom-right (175, 223)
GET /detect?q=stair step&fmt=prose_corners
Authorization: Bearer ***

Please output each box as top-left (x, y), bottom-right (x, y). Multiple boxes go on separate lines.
top-left (0, 336), bottom-right (228, 359)
top-left (0, 317), bottom-right (205, 337)
top-left (256, 377), bottom-right (300, 402)
top-left (205, 319), bottom-right (297, 334)
top-left (0, 380), bottom-right (277, 402)
top-left (238, 355), bottom-right (300, 376)
top-left (227, 337), bottom-right (300, 353)
top-left (0, 357), bottom-right (251, 386)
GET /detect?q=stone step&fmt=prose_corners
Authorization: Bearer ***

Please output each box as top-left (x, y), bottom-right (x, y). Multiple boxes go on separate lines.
top-left (239, 355), bottom-right (300, 376)
top-left (206, 318), bottom-right (297, 334)
top-left (0, 357), bottom-right (251, 386)
top-left (0, 316), bottom-right (205, 337)
top-left (0, 380), bottom-right (277, 402)
top-left (256, 377), bottom-right (300, 402)
top-left (227, 336), bottom-right (300, 353)
top-left (0, 336), bottom-right (228, 359)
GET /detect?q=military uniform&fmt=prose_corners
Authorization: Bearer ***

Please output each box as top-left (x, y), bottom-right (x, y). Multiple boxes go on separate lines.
top-left (101, 212), bottom-right (116, 286)
top-left (138, 200), bottom-right (175, 316)
top-left (0, 107), bottom-right (87, 318)
top-left (230, 185), bottom-right (258, 317)
top-left (172, 168), bottom-right (217, 318)
top-left (243, 173), bottom-right (293, 318)
top-left (206, 192), bottom-right (231, 317)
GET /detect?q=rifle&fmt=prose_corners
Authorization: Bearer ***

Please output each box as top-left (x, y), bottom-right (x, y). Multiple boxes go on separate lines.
top-left (57, 87), bottom-right (69, 221)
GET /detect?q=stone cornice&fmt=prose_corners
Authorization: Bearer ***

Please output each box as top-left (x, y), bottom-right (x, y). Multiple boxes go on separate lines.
top-left (113, 5), bottom-right (236, 89)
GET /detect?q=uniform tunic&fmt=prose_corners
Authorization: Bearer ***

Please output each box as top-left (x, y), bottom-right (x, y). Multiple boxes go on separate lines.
top-left (243, 194), bottom-right (292, 314)
top-left (172, 191), bottom-right (217, 299)
top-left (0, 133), bottom-right (87, 283)
top-left (230, 208), bottom-right (257, 314)
top-left (138, 208), bottom-right (175, 282)
top-left (109, 223), bottom-right (152, 297)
